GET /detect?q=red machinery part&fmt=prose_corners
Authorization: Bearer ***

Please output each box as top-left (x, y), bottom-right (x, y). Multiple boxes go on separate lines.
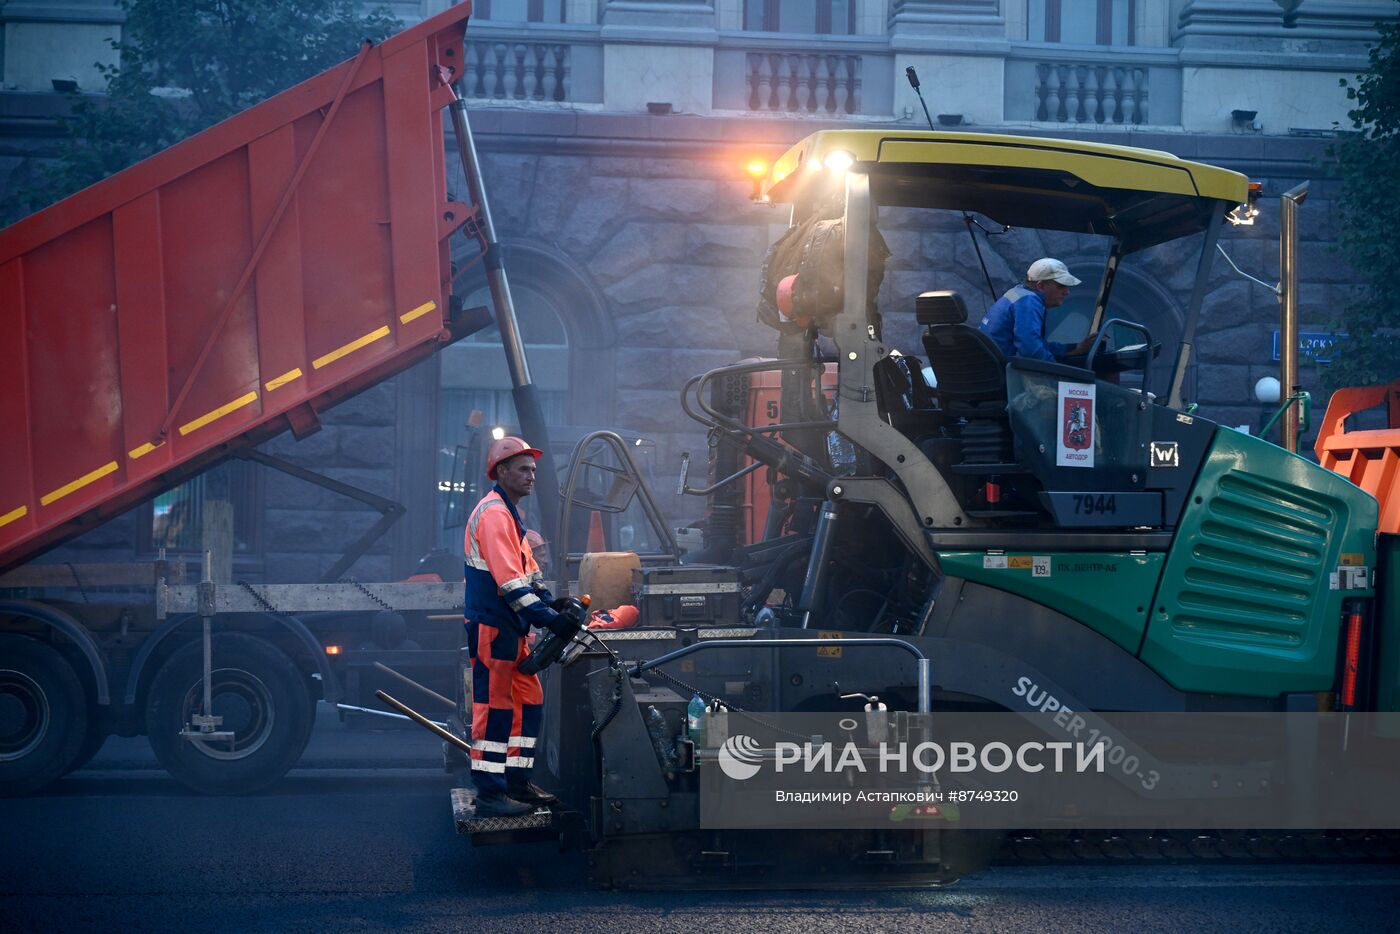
top-left (1342, 608), bottom-right (1364, 709)
top-left (743, 365), bottom-right (839, 546)
top-left (1315, 378), bottom-right (1400, 535)
top-left (0, 3), bottom-right (478, 571)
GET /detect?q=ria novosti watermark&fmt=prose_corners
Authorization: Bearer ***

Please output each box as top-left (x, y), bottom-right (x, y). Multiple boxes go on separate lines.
top-left (719, 734), bottom-right (1106, 782)
top-left (697, 712), bottom-right (1400, 831)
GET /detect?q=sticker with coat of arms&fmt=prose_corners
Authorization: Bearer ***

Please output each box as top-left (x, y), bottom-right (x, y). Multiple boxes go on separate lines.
top-left (1056, 381), bottom-right (1096, 468)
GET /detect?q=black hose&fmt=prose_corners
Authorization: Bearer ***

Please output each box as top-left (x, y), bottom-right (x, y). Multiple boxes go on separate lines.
top-left (743, 538), bottom-right (812, 615)
top-left (590, 663), bottom-right (625, 780)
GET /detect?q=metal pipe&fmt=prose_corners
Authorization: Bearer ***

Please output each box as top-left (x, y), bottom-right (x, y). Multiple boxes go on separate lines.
top-left (200, 550), bottom-right (213, 727)
top-left (375, 690), bottom-right (474, 754)
top-left (1280, 182), bottom-right (1310, 452)
top-left (917, 658), bottom-right (930, 715)
top-left (448, 92), bottom-right (559, 544)
top-left (372, 661), bottom-right (455, 710)
top-left (796, 502), bottom-right (840, 627)
top-left (631, 637), bottom-right (932, 714)
top-left (1168, 202), bottom-right (1227, 410)
top-left (335, 702), bottom-right (448, 729)
top-left (1089, 240), bottom-right (1123, 335)
top-left (448, 96), bottom-right (529, 388)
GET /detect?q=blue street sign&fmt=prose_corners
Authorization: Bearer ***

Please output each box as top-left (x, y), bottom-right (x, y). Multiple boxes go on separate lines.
top-left (1271, 329), bottom-right (1344, 364)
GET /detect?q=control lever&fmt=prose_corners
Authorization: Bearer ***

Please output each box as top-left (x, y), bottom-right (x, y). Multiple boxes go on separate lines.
top-left (841, 691), bottom-right (890, 742)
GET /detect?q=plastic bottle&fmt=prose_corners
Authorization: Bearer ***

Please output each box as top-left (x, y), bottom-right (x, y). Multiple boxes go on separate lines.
top-left (707, 699), bottom-right (728, 746)
top-left (687, 693), bottom-right (707, 746)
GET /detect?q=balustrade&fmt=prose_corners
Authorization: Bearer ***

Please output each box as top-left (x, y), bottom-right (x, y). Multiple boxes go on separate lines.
top-left (464, 41), bottom-right (573, 102)
top-left (1035, 61), bottom-right (1148, 125)
top-left (746, 52), bottom-right (861, 115)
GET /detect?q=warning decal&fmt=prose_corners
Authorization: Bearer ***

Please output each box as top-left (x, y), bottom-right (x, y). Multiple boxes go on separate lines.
top-left (1056, 381), bottom-right (1096, 468)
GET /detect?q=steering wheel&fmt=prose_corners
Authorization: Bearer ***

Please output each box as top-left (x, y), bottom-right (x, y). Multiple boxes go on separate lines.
top-left (1084, 319), bottom-right (1160, 390)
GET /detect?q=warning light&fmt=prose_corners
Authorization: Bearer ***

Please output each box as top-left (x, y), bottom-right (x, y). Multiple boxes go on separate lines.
top-left (747, 159), bottom-right (770, 202)
top-left (823, 149), bottom-right (855, 173)
top-left (1228, 181), bottom-right (1264, 226)
top-left (324, 644), bottom-right (343, 656)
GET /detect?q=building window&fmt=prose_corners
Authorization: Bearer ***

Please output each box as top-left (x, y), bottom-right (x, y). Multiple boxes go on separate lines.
top-left (475, 0), bottom-right (566, 23)
top-left (744, 0), bottom-right (856, 35)
top-left (1030, 0), bottom-right (1135, 46)
top-left (143, 460), bottom-right (263, 557)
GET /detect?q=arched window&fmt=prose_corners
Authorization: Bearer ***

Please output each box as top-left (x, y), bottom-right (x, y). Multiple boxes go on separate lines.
top-left (1030, 0), bottom-right (1135, 46)
top-left (436, 284), bottom-right (570, 548)
top-left (744, 0), bottom-right (856, 35)
top-left (435, 242), bottom-right (615, 548)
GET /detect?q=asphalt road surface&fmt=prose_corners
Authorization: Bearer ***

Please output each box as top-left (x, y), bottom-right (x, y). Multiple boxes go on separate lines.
top-left (2, 707), bottom-right (1397, 933)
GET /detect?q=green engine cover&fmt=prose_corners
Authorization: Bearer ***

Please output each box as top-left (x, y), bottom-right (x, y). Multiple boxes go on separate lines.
top-left (936, 551), bottom-right (1163, 653)
top-left (1141, 429), bottom-right (1378, 697)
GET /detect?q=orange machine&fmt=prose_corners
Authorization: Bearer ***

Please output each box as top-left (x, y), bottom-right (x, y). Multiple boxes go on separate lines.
top-left (1316, 378), bottom-right (1400, 534)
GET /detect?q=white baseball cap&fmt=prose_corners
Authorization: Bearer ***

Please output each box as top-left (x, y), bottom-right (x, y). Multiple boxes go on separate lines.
top-left (1027, 258), bottom-right (1082, 287)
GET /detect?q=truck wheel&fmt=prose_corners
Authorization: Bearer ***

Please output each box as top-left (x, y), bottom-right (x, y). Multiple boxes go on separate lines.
top-left (0, 634), bottom-right (87, 796)
top-left (145, 633), bottom-right (314, 795)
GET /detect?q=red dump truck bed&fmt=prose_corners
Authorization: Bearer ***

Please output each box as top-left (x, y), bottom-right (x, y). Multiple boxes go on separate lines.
top-left (0, 3), bottom-right (479, 571)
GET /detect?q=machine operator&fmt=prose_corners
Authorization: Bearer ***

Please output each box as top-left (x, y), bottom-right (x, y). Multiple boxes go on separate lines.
top-left (462, 436), bottom-right (572, 817)
top-left (979, 257), bottom-right (1096, 363)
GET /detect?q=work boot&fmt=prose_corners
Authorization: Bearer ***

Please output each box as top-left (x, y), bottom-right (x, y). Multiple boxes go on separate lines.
top-left (474, 790), bottom-right (533, 817)
top-left (506, 780), bottom-right (558, 807)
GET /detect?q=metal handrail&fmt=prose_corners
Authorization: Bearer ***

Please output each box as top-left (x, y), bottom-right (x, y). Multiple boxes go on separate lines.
top-left (555, 430), bottom-right (682, 594)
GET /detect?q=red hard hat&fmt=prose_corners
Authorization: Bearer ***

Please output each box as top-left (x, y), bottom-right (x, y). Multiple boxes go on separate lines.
top-left (486, 436), bottom-right (543, 479)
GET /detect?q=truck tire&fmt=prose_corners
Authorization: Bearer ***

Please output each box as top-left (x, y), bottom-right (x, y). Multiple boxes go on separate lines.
top-left (145, 633), bottom-right (314, 795)
top-left (0, 634), bottom-right (87, 796)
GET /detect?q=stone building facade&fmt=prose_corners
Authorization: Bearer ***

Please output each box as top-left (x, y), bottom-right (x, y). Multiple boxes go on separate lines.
top-left (0, 0), bottom-right (1392, 580)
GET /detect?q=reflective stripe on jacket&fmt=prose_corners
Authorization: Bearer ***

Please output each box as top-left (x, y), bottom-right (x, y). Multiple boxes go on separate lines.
top-left (463, 485), bottom-right (555, 637)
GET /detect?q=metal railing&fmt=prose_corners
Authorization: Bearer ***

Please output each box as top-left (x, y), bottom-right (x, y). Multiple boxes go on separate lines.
top-left (1034, 61), bottom-right (1149, 124)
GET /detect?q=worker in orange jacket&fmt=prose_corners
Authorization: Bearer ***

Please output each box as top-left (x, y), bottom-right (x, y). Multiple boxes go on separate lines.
top-left (463, 436), bottom-right (571, 816)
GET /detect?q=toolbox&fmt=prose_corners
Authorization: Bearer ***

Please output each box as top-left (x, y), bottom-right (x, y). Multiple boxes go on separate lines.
top-left (633, 566), bottom-right (742, 627)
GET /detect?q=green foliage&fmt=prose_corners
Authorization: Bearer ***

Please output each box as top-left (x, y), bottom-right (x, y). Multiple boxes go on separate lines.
top-left (1330, 11), bottom-right (1400, 389)
top-left (17, 0), bottom-right (399, 214)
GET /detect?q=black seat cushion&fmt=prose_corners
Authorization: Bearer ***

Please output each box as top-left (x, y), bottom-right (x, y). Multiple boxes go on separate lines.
top-left (916, 290), bottom-right (969, 326)
top-left (923, 325), bottom-right (1008, 415)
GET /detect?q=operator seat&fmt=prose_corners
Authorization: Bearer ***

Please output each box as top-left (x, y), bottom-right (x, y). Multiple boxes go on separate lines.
top-left (918, 291), bottom-right (1006, 415)
top-left (919, 290), bottom-right (1016, 469)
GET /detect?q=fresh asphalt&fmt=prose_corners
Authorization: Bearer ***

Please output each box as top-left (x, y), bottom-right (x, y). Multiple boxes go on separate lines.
top-left (1, 707), bottom-right (1396, 933)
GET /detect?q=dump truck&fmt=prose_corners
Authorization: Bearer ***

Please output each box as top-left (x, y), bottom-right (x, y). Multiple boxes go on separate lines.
top-left (0, 4), bottom-right (507, 796)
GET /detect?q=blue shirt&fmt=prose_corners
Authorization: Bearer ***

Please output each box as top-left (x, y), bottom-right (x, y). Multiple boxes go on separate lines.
top-left (978, 285), bottom-right (1070, 362)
